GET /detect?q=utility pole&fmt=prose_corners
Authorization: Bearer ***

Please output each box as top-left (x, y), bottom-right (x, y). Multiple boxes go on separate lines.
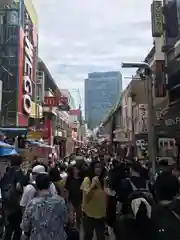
top-left (145, 69), bottom-right (156, 179)
top-left (122, 61), bottom-right (157, 180)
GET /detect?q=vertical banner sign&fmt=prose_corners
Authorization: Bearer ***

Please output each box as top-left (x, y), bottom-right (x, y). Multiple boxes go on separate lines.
top-left (151, 1), bottom-right (163, 37)
top-left (155, 61), bottom-right (166, 98)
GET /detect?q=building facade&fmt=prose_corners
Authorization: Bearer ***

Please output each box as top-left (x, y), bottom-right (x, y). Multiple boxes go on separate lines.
top-left (0, 0), bottom-right (38, 126)
top-left (85, 71), bottom-right (122, 130)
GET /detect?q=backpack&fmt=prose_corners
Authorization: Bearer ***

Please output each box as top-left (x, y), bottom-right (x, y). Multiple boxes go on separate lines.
top-left (153, 204), bottom-right (180, 240)
top-left (128, 179), bottom-right (154, 203)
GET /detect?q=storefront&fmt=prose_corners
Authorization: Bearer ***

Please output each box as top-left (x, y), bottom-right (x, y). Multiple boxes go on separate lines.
top-left (53, 131), bottom-right (66, 158)
top-left (155, 103), bottom-right (180, 158)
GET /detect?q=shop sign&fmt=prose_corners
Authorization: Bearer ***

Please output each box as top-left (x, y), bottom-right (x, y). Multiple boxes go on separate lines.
top-left (165, 117), bottom-right (180, 126)
top-left (69, 109), bottom-right (80, 115)
top-left (44, 97), bottom-right (59, 106)
top-left (44, 96), bottom-right (68, 107)
top-left (23, 36), bottom-right (33, 115)
top-left (151, 1), bottom-right (163, 37)
top-left (27, 131), bottom-right (42, 140)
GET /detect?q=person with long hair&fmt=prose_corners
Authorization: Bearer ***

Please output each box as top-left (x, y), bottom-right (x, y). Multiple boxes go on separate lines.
top-left (65, 163), bottom-right (82, 229)
top-left (81, 160), bottom-right (106, 240)
top-left (116, 191), bottom-right (153, 240)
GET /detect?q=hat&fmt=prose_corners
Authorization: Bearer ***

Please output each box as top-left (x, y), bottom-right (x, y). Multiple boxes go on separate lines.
top-left (32, 165), bottom-right (46, 174)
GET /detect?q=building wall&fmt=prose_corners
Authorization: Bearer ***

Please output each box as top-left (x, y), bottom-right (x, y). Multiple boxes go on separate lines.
top-left (133, 104), bottom-right (148, 134)
top-left (0, 0), bottom-right (38, 126)
top-left (85, 71), bottom-right (122, 129)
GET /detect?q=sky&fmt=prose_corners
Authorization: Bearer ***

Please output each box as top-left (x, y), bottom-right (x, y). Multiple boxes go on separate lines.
top-left (33, 0), bottom-right (153, 109)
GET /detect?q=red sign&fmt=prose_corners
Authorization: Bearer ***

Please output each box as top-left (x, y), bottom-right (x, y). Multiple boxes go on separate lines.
top-left (44, 97), bottom-right (59, 106)
top-left (44, 96), bottom-right (68, 107)
top-left (69, 109), bottom-right (80, 115)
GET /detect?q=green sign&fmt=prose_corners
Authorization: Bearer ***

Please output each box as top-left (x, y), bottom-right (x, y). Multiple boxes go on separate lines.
top-left (151, 1), bottom-right (163, 37)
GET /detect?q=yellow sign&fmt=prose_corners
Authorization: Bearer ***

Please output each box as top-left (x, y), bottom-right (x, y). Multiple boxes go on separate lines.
top-left (24, 0), bottom-right (38, 29)
top-left (30, 102), bottom-right (43, 118)
top-left (27, 131), bottom-right (42, 140)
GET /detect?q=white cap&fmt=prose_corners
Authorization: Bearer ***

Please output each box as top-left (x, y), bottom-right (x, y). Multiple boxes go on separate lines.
top-left (32, 165), bottom-right (46, 174)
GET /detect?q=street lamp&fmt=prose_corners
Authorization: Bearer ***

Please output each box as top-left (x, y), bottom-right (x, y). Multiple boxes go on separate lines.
top-left (122, 61), bottom-right (152, 69)
top-left (122, 61), bottom-right (156, 180)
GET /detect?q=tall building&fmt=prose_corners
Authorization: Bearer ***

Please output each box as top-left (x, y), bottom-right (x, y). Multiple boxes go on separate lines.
top-left (85, 71), bottom-right (122, 129)
top-left (0, 0), bottom-right (38, 126)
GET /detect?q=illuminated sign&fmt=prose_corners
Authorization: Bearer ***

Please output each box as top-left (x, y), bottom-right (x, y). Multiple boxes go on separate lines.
top-left (23, 36), bottom-right (33, 115)
top-left (151, 1), bottom-right (163, 37)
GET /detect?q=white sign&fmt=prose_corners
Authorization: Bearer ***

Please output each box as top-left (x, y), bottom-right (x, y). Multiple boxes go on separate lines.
top-left (23, 35), bottom-right (33, 115)
top-left (165, 117), bottom-right (180, 126)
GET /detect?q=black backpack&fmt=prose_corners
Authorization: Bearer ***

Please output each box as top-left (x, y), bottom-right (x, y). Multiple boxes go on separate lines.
top-left (153, 204), bottom-right (180, 240)
top-left (127, 179), bottom-right (154, 203)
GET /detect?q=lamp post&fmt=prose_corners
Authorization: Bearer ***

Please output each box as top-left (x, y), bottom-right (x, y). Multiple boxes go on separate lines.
top-left (122, 61), bottom-right (156, 179)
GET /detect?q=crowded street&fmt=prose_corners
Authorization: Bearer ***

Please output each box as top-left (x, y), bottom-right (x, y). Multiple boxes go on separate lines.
top-left (0, 0), bottom-right (179, 239)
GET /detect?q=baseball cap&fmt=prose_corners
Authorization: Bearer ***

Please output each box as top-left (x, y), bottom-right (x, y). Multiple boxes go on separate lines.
top-left (32, 165), bottom-right (47, 174)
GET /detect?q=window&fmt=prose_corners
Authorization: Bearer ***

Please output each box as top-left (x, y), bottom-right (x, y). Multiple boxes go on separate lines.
top-left (7, 11), bottom-right (19, 25)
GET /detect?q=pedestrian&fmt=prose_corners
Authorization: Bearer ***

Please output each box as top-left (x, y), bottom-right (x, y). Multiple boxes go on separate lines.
top-left (21, 174), bottom-right (68, 240)
top-left (65, 163), bottom-right (82, 230)
top-left (116, 191), bottom-right (154, 240)
top-left (81, 160), bottom-right (106, 240)
top-left (20, 165), bottom-right (57, 211)
top-left (152, 171), bottom-right (180, 240)
top-left (1, 155), bottom-right (25, 240)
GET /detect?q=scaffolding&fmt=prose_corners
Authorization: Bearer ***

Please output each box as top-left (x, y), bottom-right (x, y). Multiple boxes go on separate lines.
top-left (0, 5), bottom-right (20, 125)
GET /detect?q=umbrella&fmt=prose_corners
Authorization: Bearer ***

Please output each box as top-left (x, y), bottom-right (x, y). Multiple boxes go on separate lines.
top-left (0, 141), bottom-right (15, 148)
top-left (0, 141), bottom-right (18, 157)
top-left (0, 148), bottom-right (18, 157)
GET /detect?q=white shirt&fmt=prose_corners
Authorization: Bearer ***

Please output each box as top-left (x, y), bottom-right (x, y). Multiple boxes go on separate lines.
top-left (20, 182), bottom-right (57, 207)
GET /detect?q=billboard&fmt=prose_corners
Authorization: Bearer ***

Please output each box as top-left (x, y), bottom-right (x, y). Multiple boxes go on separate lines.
top-left (17, 0), bottom-right (38, 126)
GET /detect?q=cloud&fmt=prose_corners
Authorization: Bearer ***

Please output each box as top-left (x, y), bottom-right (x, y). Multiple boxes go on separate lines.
top-left (34, 0), bottom-right (152, 108)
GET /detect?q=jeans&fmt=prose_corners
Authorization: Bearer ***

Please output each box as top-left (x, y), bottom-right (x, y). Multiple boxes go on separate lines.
top-left (83, 213), bottom-right (105, 240)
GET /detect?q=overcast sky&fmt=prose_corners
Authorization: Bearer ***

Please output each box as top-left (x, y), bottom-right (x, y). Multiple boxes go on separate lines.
top-left (34, 0), bottom-right (153, 108)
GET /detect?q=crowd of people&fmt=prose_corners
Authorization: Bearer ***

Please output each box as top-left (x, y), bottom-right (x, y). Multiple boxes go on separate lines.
top-left (0, 149), bottom-right (180, 240)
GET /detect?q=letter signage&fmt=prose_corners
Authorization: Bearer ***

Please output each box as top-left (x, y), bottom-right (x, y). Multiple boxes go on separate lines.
top-left (23, 35), bottom-right (33, 115)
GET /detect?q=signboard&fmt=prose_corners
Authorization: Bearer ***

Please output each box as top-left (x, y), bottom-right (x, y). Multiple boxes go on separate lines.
top-left (44, 96), bottom-right (68, 106)
top-left (44, 97), bottom-right (59, 107)
top-left (154, 61), bottom-right (166, 98)
top-left (69, 109), bottom-right (81, 115)
top-left (165, 117), bottom-right (180, 126)
top-left (151, 1), bottom-right (163, 37)
top-left (23, 44), bottom-right (33, 115)
top-left (44, 96), bottom-right (70, 111)
top-left (27, 131), bottom-right (43, 140)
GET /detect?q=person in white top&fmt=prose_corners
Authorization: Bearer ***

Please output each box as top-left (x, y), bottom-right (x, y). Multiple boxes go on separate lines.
top-left (20, 165), bottom-right (57, 209)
